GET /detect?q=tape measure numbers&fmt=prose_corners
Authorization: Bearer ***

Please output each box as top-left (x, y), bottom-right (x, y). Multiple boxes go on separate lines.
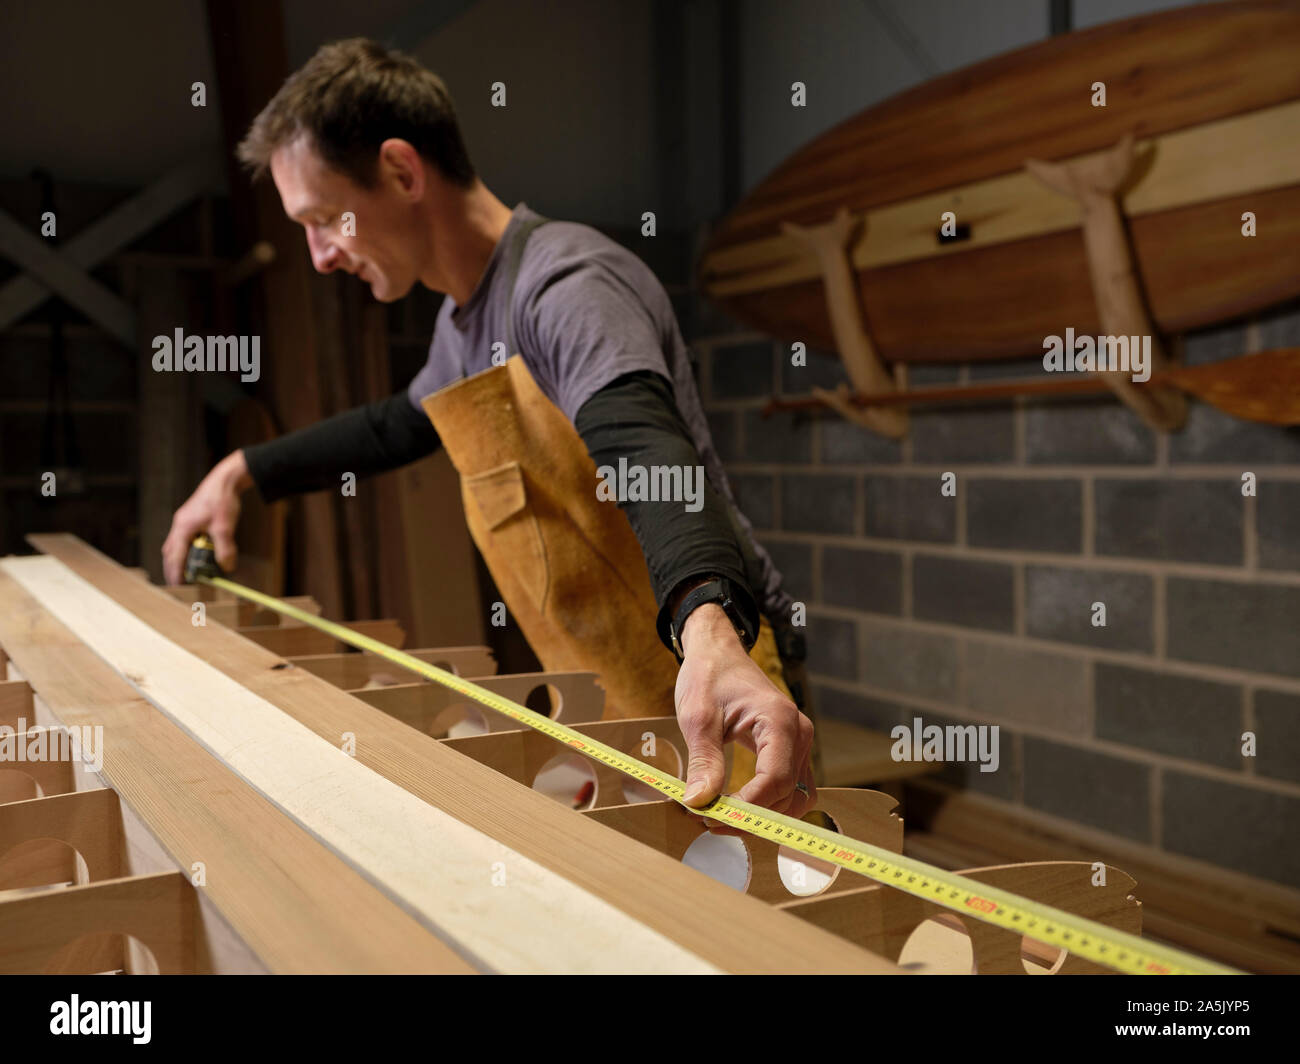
top-left (196, 569), bottom-right (1239, 976)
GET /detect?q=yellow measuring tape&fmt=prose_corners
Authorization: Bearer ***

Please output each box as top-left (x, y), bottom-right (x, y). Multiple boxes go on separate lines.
top-left (199, 570), bottom-right (1239, 976)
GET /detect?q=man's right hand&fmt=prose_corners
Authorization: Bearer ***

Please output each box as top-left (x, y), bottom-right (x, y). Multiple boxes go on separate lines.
top-left (161, 450), bottom-right (254, 585)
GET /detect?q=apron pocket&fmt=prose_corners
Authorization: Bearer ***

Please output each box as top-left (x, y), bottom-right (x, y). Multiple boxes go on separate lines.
top-left (463, 461), bottom-right (550, 612)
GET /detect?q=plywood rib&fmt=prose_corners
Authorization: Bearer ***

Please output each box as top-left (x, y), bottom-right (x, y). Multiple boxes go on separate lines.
top-left (16, 537), bottom-right (899, 973)
top-left (0, 567), bottom-right (475, 974)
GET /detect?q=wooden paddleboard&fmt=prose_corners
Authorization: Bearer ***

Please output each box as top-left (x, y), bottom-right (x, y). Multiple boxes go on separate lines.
top-left (700, 0), bottom-right (1300, 362)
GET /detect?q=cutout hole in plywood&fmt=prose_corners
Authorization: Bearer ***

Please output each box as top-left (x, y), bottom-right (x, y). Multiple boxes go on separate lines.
top-left (525, 683), bottom-right (562, 718)
top-left (0, 837), bottom-right (90, 892)
top-left (621, 737), bottom-right (683, 804)
top-left (897, 913), bottom-right (975, 974)
top-left (0, 768), bottom-right (40, 803)
top-left (429, 702), bottom-right (488, 739)
top-left (777, 809), bottom-right (840, 897)
top-left (532, 752), bottom-right (597, 810)
top-left (1022, 935), bottom-right (1067, 974)
top-left (682, 832), bottom-right (751, 893)
top-left (42, 932), bottom-right (159, 975)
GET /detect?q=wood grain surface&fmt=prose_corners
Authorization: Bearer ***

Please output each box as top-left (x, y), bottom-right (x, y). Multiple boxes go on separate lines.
top-left (0, 566), bottom-right (476, 974)
top-left (15, 536), bottom-right (900, 974)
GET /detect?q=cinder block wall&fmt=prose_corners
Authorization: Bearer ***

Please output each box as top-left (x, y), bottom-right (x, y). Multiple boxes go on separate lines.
top-left (691, 296), bottom-right (1300, 893)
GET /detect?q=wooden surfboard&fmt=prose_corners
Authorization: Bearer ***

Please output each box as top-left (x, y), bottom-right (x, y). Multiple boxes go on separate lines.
top-left (700, 0), bottom-right (1300, 363)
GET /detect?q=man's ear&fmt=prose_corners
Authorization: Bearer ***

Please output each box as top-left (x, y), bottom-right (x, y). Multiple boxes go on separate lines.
top-left (378, 139), bottom-right (425, 200)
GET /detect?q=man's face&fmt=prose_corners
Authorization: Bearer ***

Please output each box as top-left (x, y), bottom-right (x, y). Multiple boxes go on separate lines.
top-left (270, 136), bottom-right (423, 302)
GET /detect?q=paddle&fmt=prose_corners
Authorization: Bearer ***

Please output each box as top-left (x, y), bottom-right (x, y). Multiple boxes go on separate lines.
top-left (761, 348), bottom-right (1300, 426)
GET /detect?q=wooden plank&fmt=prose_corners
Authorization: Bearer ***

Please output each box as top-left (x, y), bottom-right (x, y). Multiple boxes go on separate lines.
top-left (235, 618), bottom-right (405, 656)
top-left (441, 716), bottom-right (699, 808)
top-left (705, 100), bottom-right (1300, 294)
top-left (0, 789), bottom-right (124, 887)
top-left (201, 595), bottom-right (321, 628)
top-left (0, 566), bottom-right (476, 974)
top-left (19, 535), bottom-right (899, 974)
top-left (583, 788), bottom-right (903, 905)
top-left (716, 185), bottom-right (1300, 362)
top-left (0, 870), bottom-right (195, 974)
top-left (709, 2), bottom-right (1300, 246)
top-left (0, 680), bottom-right (33, 731)
top-left (289, 646), bottom-right (498, 688)
top-left (396, 453), bottom-right (486, 647)
top-left (353, 670), bottom-right (605, 736)
top-left (0, 729), bottom-right (76, 797)
top-left (703, 0), bottom-right (1300, 362)
top-left (4, 554), bottom-right (719, 974)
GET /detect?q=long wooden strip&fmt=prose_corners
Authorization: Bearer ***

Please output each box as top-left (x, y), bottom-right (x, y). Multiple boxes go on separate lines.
top-left (4, 554), bottom-right (721, 975)
top-left (0, 567), bottom-right (475, 974)
top-left (21, 534), bottom-right (898, 974)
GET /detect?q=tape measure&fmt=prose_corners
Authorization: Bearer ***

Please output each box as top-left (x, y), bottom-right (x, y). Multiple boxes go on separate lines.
top-left (187, 540), bottom-right (1238, 975)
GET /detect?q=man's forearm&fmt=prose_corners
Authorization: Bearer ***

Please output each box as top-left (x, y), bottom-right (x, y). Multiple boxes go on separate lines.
top-left (574, 370), bottom-right (761, 652)
top-left (243, 390), bottom-right (441, 502)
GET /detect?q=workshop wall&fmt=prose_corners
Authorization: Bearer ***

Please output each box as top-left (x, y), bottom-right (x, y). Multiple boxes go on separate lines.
top-left (694, 293), bottom-right (1300, 895)
top-left (682, 0), bottom-right (1299, 912)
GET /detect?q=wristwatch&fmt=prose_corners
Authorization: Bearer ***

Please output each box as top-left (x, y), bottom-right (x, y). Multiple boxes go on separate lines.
top-left (668, 577), bottom-right (758, 663)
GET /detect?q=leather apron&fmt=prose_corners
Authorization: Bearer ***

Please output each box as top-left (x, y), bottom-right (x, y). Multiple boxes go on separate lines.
top-left (419, 218), bottom-right (791, 783)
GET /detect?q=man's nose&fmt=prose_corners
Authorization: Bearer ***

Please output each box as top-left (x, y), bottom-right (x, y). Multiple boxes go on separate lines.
top-left (307, 230), bottom-right (343, 274)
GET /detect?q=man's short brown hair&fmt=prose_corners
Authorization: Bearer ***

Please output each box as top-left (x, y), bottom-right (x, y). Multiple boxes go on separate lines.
top-left (237, 38), bottom-right (476, 188)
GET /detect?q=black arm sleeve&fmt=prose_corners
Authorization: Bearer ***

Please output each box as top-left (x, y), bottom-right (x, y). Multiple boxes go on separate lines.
top-left (243, 390), bottom-right (440, 503)
top-left (574, 369), bottom-right (760, 653)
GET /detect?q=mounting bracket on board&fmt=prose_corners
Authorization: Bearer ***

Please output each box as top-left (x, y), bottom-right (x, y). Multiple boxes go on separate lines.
top-left (781, 208), bottom-right (908, 440)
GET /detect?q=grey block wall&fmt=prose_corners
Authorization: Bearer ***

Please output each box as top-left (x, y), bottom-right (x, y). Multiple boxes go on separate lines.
top-left (693, 300), bottom-right (1300, 893)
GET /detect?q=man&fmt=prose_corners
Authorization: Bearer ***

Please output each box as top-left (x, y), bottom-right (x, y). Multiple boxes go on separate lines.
top-left (162, 38), bottom-right (815, 825)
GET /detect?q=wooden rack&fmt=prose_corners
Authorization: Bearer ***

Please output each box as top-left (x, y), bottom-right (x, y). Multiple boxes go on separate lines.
top-left (0, 534), bottom-right (1145, 974)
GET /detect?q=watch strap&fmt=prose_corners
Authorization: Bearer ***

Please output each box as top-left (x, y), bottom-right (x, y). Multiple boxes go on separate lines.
top-left (668, 577), bottom-right (758, 662)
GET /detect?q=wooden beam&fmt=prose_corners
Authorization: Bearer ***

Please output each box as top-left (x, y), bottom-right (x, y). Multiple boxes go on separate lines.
top-left (0, 154), bottom-right (216, 331)
top-left (204, 0), bottom-right (349, 618)
top-left (0, 209), bottom-right (135, 344)
top-left (19, 534), bottom-right (899, 973)
top-left (135, 265), bottom-right (202, 583)
top-left (0, 565), bottom-right (476, 974)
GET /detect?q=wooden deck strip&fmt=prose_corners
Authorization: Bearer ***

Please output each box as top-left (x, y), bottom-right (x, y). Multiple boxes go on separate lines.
top-left (0, 566), bottom-right (476, 974)
top-left (19, 534), bottom-right (899, 974)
